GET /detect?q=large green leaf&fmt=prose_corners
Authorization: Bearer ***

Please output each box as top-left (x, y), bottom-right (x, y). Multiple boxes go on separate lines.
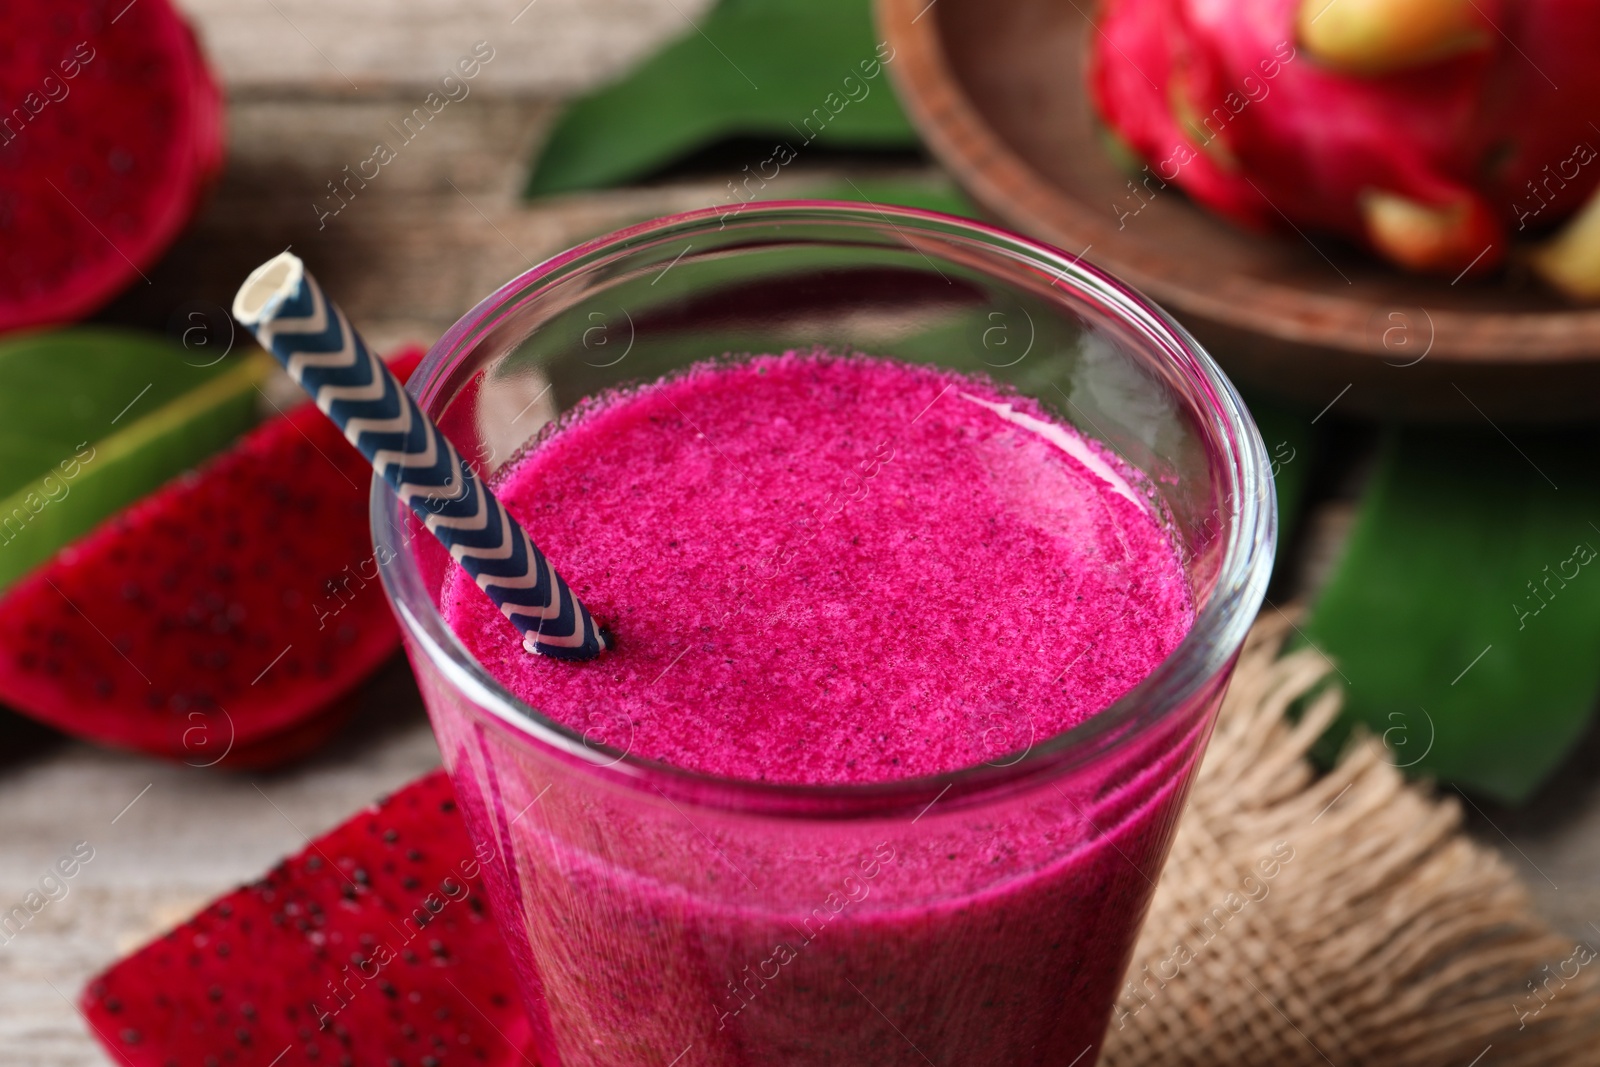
top-left (526, 0), bottom-right (918, 196)
top-left (1304, 427), bottom-right (1600, 803)
top-left (0, 330), bottom-right (272, 592)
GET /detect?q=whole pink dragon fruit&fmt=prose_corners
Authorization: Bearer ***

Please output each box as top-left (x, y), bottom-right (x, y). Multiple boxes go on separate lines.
top-left (1089, 0), bottom-right (1600, 287)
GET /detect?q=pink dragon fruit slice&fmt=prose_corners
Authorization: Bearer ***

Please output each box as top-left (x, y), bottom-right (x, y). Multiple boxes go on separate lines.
top-left (0, 351), bottom-right (423, 768)
top-left (81, 770), bottom-right (538, 1067)
top-left (0, 0), bottom-right (225, 332)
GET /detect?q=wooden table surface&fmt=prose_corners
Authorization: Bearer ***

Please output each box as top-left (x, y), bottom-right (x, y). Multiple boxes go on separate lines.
top-left (4, 2), bottom-right (1600, 1063)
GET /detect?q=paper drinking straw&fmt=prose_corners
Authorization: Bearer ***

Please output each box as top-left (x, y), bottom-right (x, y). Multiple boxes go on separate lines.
top-left (232, 252), bottom-right (608, 661)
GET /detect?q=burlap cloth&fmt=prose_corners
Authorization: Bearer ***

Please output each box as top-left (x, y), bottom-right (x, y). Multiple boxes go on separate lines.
top-left (1100, 612), bottom-right (1600, 1066)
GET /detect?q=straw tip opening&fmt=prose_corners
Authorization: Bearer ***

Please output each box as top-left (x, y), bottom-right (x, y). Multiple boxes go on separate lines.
top-left (233, 252), bottom-right (306, 327)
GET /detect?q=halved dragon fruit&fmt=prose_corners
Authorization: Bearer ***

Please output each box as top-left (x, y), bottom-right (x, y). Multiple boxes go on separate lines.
top-left (1089, 0), bottom-right (1600, 279)
top-left (82, 770), bottom-right (536, 1067)
top-left (0, 351), bottom-right (422, 767)
top-left (0, 0), bottom-right (224, 332)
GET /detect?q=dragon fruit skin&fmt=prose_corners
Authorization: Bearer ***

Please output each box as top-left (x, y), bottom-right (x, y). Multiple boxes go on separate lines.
top-left (1089, 0), bottom-right (1600, 277)
top-left (1475, 1), bottom-right (1600, 224)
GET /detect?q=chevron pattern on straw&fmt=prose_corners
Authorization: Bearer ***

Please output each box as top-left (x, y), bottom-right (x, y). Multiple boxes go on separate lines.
top-left (233, 253), bottom-right (608, 660)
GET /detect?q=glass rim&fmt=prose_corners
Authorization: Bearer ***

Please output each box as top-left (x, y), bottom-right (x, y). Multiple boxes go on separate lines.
top-left (373, 200), bottom-right (1276, 818)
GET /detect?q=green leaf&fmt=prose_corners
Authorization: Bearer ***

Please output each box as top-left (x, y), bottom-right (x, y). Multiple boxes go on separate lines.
top-left (526, 0), bottom-right (918, 196)
top-left (1304, 427), bottom-right (1600, 803)
top-left (0, 329), bottom-right (272, 593)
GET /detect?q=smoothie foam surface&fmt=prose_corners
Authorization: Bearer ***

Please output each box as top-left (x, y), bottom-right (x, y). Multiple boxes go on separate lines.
top-left (442, 351), bottom-right (1193, 786)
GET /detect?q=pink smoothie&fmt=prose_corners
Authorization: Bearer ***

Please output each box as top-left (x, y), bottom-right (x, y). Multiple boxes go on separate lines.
top-left (434, 353), bottom-right (1204, 1066)
top-left (445, 353), bottom-right (1191, 782)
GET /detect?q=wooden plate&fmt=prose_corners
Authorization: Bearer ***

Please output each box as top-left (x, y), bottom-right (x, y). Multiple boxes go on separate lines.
top-left (878, 0), bottom-right (1600, 422)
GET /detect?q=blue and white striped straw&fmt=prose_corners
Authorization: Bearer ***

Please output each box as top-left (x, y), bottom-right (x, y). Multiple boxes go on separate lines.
top-left (232, 252), bottom-right (608, 661)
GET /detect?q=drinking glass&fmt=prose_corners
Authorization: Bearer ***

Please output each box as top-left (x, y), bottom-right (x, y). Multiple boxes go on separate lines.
top-left (373, 202), bottom-right (1276, 1066)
